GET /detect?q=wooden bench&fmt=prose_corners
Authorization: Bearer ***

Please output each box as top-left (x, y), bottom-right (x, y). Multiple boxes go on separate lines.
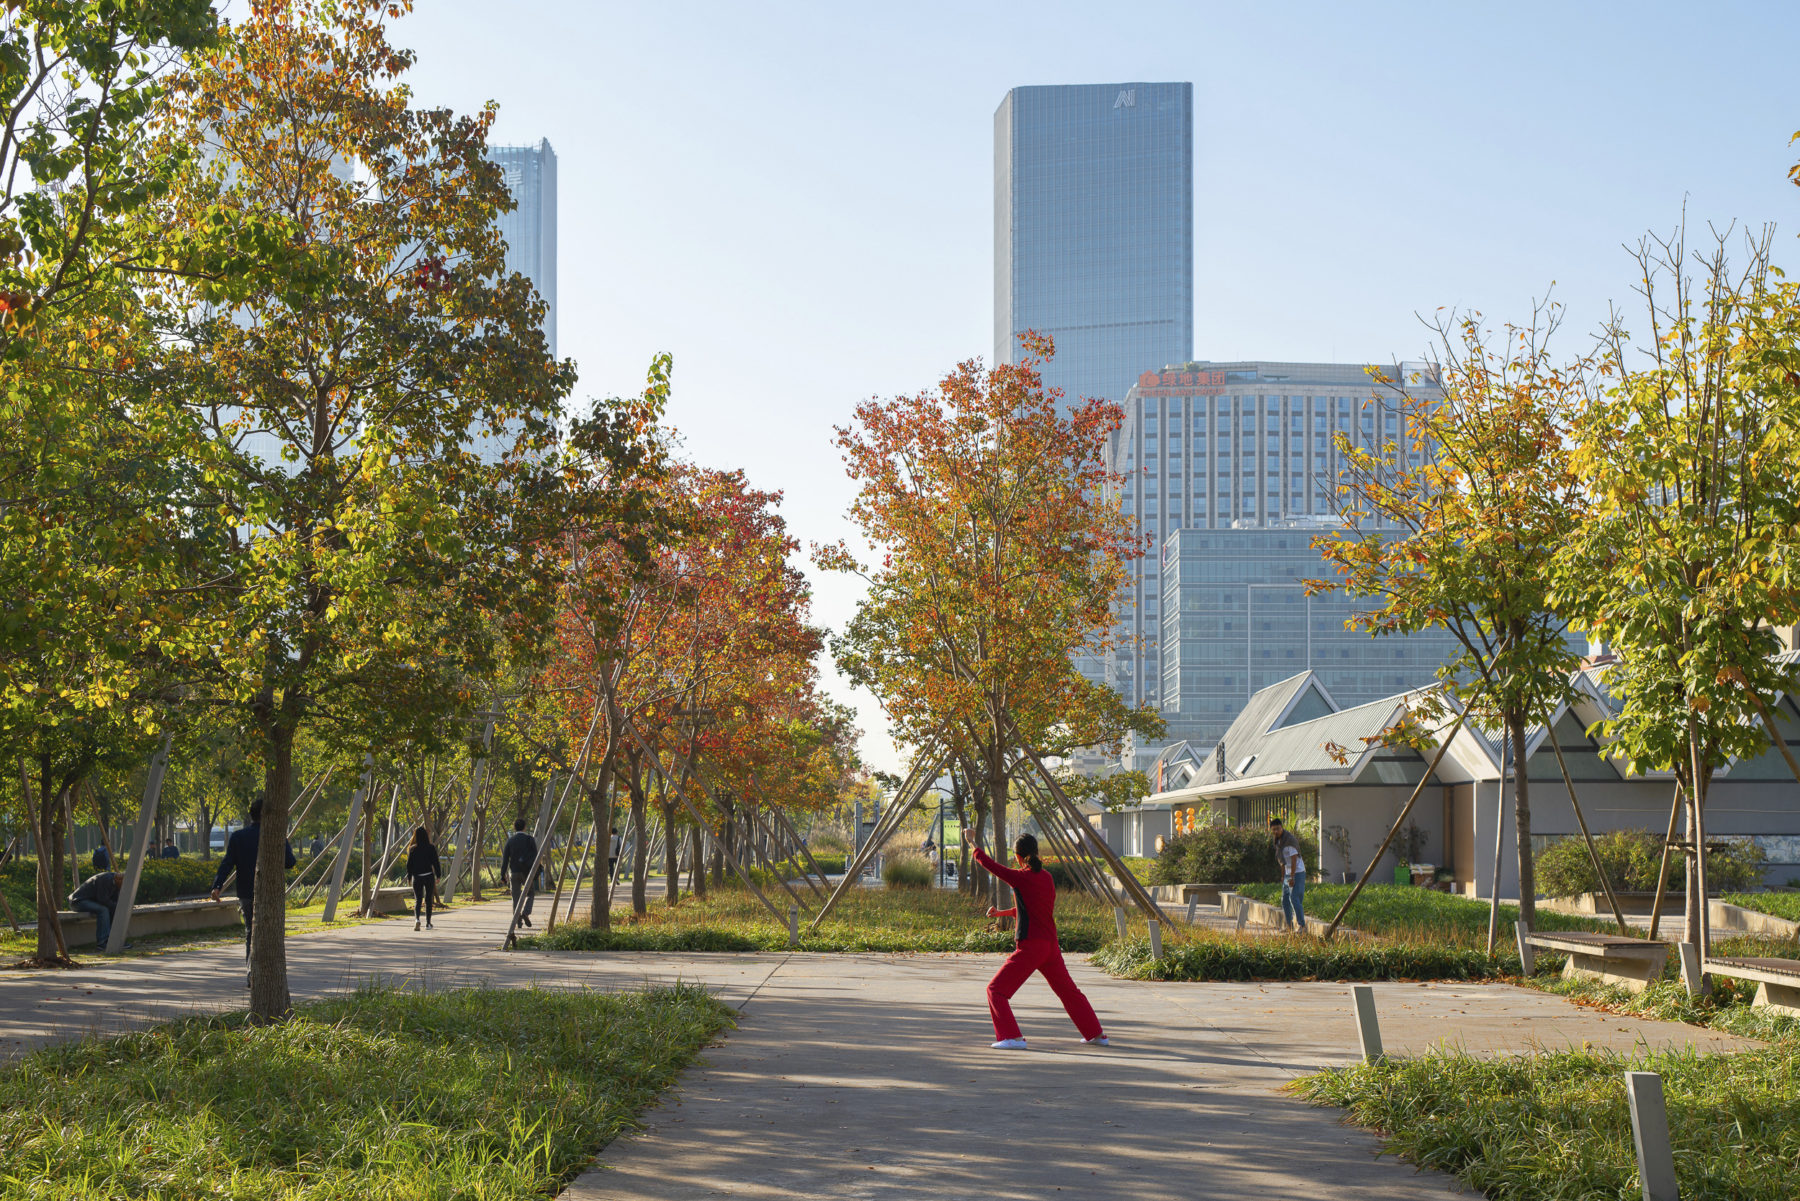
top-left (1703, 956), bottom-right (1800, 1014)
top-left (1523, 930), bottom-right (1669, 993)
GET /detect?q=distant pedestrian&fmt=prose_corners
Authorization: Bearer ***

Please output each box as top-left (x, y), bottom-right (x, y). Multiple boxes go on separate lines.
top-left (210, 798), bottom-right (297, 986)
top-left (91, 844), bottom-right (111, 872)
top-left (608, 826), bottom-right (621, 881)
top-left (971, 834), bottom-right (1107, 1050)
top-left (309, 833), bottom-right (324, 858)
top-left (69, 870), bottom-right (127, 952)
top-left (405, 827), bottom-right (442, 931)
top-left (1269, 816), bottom-right (1307, 933)
top-left (501, 818), bottom-right (539, 927)
top-left (160, 838), bottom-right (181, 859)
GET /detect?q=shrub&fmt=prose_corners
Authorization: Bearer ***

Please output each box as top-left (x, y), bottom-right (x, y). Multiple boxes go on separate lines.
top-left (1149, 823), bottom-right (1317, 886)
top-left (881, 853), bottom-right (933, 889)
top-left (1536, 828), bottom-right (1767, 895)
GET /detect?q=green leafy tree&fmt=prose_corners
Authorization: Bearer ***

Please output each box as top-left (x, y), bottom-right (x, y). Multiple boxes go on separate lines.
top-left (1311, 305), bottom-right (1597, 935)
top-left (144, 0), bottom-right (572, 1018)
top-left (1557, 221), bottom-right (1800, 958)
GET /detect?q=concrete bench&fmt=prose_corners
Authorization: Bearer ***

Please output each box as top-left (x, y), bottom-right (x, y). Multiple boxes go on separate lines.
top-left (54, 897), bottom-right (244, 946)
top-left (1703, 956), bottom-right (1800, 1014)
top-left (1525, 930), bottom-right (1669, 993)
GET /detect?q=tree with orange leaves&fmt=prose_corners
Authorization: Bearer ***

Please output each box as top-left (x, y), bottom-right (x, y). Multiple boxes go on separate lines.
top-left (824, 334), bottom-right (1155, 910)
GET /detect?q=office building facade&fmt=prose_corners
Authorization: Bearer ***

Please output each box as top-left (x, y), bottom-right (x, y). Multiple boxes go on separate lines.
top-left (994, 83), bottom-right (1192, 410)
top-left (488, 140), bottom-right (558, 358)
top-left (1103, 360), bottom-right (1463, 755)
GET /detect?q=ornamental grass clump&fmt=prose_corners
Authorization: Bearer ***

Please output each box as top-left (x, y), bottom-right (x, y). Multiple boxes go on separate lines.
top-left (881, 853), bottom-right (934, 890)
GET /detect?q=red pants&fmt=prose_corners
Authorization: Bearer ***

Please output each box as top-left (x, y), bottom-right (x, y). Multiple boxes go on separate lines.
top-left (987, 939), bottom-right (1104, 1042)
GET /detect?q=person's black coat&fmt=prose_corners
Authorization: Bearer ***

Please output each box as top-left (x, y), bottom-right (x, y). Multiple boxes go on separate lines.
top-left (405, 844), bottom-right (443, 882)
top-left (71, 871), bottom-right (121, 910)
top-left (212, 824), bottom-right (296, 899)
top-left (501, 831), bottom-right (537, 881)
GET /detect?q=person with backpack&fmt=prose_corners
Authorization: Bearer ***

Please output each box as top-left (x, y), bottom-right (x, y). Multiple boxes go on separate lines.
top-left (971, 833), bottom-right (1108, 1050)
top-left (209, 798), bottom-right (297, 986)
top-left (500, 818), bottom-right (539, 927)
top-left (404, 827), bottom-right (443, 931)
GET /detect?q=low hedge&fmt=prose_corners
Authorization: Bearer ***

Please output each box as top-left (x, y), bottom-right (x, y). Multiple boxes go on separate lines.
top-left (1093, 934), bottom-right (1514, 981)
top-left (1536, 827), bottom-right (1767, 895)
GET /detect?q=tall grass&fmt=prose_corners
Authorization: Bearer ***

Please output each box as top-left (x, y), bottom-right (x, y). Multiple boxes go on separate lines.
top-left (0, 984), bottom-right (731, 1199)
top-left (1296, 1042), bottom-right (1800, 1200)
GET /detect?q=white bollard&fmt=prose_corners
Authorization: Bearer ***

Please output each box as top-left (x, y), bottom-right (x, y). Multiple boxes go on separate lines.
top-left (788, 905), bottom-right (799, 950)
top-left (1113, 906), bottom-right (1129, 942)
top-left (1352, 983), bottom-right (1383, 1062)
top-left (1624, 1071), bottom-right (1680, 1201)
top-left (1677, 943), bottom-right (1704, 997)
top-left (1515, 919), bottom-right (1535, 975)
top-left (1148, 919), bottom-right (1164, 961)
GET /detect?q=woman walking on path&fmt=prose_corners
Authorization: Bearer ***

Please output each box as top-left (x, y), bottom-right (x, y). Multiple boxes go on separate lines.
top-left (971, 834), bottom-right (1108, 1050)
top-left (405, 827), bottom-right (443, 931)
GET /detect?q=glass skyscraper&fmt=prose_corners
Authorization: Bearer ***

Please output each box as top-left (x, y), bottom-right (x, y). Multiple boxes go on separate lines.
top-left (994, 83), bottom-right (1192, 411)
top-left (1103, 360), bottom-right (1464, 757)
top-left (488, 140), bottom-right (558, 358)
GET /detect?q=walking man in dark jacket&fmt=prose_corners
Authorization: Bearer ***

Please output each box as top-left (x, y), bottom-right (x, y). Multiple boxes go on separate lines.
top-left (70, 870), bottom-right (126, 951)
top-left (501, 818), bottom-right (539, 927)
top-left (210, 799), bottom-right (296, 982)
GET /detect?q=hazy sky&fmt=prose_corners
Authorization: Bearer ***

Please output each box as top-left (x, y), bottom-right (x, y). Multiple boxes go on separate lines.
top-left (390, 1), bottom-right (1799, 773)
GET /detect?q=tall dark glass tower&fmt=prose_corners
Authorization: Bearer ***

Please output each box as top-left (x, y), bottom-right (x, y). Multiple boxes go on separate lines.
top-left (994, 83), bottom-right (1192, 409)
top-left (488, 140), bottom-right (558, 358)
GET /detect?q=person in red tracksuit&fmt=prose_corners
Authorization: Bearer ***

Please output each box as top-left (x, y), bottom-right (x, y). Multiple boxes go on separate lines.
top-left (972, 833), bottom-right (1108, 1050)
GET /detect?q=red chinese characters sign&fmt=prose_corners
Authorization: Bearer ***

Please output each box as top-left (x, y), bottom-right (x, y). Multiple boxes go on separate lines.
top-left (1137, 369), bottom-right (1227, 397)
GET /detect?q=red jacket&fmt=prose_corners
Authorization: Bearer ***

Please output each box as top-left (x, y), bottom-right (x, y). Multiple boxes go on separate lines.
top-left (973, 847), bottom-right (1058, 943)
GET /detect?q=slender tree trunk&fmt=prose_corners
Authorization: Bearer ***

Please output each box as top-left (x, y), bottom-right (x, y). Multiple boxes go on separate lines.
top-left (250, 714), bottom-right (296, 1021)
top-left (1509, 713), bottom-right (1537, 931)
top-left (30, 761), bottom-right (68, 962)
top-left (628, 763), bottom-right (649, 918)
top-left (691, 824), bottom-right (707, 899)
top-left (586, 778), bottom-right (613, 930)
top-left (662, 798), bottom-right (680, 907)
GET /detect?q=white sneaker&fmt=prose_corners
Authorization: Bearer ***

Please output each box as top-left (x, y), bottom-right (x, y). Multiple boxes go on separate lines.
top-left (990, 1038), bottom-right (1028, 1050)
top-left (1085, 1036), bottom-right (1110, 1046)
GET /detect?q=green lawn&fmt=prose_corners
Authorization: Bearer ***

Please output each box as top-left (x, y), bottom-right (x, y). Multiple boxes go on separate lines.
top-left (1295, 1041), bottom-right (1800, 1201)
top-left (0, 984), bottom-right (731, 1200)
top-left (522, 885), bottom-right (1119, 954)
top-left (1234, 882), bottom-right (1616, 946)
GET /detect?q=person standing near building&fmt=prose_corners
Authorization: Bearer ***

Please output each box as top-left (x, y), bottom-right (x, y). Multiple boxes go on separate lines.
top-left (210, 798), bottom-right (297, 985)
top-left (404, 827), bottom-right (442, 931)
top-left (501, 818), bottom-right (539, 927)
top-left (69, 870), bottom-right (126, 952)
top-left (1269, 816), bottom-right (1307, 933)
top-left (970, 834), bottom-right (1108, 1050)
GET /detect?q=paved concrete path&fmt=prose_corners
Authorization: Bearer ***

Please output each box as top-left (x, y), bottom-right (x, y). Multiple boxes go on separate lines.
top-left (0, 890), bottom-right (1754, 1200)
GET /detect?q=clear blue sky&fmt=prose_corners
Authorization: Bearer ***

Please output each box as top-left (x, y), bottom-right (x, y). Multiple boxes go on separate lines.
top-left (393, 1), bottom-right (1800, 773)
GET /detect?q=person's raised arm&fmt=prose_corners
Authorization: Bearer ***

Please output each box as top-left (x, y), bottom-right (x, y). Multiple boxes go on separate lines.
top-left (971, 842), bottom-right (1028, 887)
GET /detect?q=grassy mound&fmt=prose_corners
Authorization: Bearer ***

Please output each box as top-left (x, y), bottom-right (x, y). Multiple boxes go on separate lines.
top-left (521, 887), bottom-right (1116, 954)
top-left (1233, 882), bottom-right (1614, 945)
top-left (1094, 932), bottom-right (1512, 981)
top-left (0, 984), bottom-right (731, 1199)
